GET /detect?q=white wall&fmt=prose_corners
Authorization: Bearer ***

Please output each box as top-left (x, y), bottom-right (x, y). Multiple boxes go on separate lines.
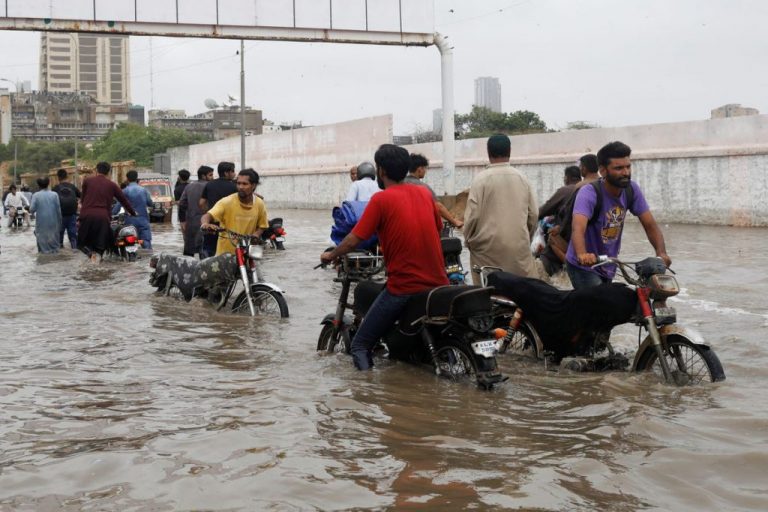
top-left (168, 114), bottom-right (768, 226)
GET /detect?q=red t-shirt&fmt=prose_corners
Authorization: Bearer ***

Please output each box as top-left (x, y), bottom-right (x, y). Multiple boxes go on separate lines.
top-left (352, 183), bottom-right (449, 295)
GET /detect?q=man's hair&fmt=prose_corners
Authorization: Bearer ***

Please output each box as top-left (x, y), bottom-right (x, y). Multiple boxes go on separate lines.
top-left (126, 170), bottom-right (139, 182)
top-left (56, 168), bottom-right (68, 180)
top-left (9, 184), bottom-right (16, 190)
top-left (37, 177), bottom-right (50, 189)
top-left (96, 161), bottom-right (111, 175)
top-left (217, 161), bottom-right (235, 177)
top-left (564, 165), bottom-right (581, 183)
top-left (409, 153), bottom-right (429, 172)
top-left (197, 165), bottom-right (214, 180)
top-left (374, 144), bottom-right (410, 182)
top-left (487, 134), bottom-right (511, 159)
top-left (579, 154), bottom-right (598, 174)
top-left (238, 168), bottom-right (260, 185)
top-left (178, 169), bottom-right (190, 181)
top-left (597, 141), bottom-right (631, 168)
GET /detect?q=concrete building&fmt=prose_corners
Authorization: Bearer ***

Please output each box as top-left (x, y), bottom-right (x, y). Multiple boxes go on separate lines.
top-left (148, 107), bottom-right (263, 141)
top-left (39, 32), bottom-right (130, 105)
top-left (474, 76), bottom-right (502, 113)
top-left (711, 103), bottom-right (759, 119)
top-left (8, 90), bottom-right (143, 141)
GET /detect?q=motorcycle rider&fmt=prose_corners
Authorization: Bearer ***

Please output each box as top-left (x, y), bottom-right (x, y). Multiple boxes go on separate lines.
top-left (320, 144), bottom-right (448, 371)
top-left (567, 141), bottom-right (671, 288)
top-left (345, 161), bottom-right (380, 202)
top-left (405, 153), bottom-right (464, 229)
top-left (4, 184), bottom-right (30, 227)
top-left (116, 170), bottom-right (154, 249)
top-left (200, 168), bottom-right (268, 256)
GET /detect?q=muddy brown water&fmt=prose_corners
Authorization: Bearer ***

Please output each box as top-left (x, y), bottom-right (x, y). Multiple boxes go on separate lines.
top-left (0, 211), bottom-right (766, 511)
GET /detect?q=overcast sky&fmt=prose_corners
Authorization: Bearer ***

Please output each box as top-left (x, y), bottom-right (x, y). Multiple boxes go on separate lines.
top-left (1, 0), bottom-right (766, 134)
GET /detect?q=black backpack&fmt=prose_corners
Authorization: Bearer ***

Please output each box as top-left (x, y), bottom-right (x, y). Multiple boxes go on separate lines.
top-left (56, 184), bottom-right (79, 215)
top-left (557, 180), bottom-right (634, 242)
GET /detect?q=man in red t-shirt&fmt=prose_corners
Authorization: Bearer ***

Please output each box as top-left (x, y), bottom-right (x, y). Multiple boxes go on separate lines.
top-left (320, 144), bottom-right (448, 370)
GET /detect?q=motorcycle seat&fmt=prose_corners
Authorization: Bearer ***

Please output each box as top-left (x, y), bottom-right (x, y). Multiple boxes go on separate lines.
top-left (425, 285), bottom-right (491, 322)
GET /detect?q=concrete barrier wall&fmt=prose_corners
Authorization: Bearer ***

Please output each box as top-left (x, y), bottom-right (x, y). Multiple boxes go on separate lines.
top-left (168, 114), bottom-right (768, 226)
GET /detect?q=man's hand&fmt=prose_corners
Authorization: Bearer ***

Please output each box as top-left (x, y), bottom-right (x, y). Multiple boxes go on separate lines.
top-left (452, 218), bottom-right (464, 229)
top-left (657, 252), bottom-right (672, 268)
top-left (320, 250), bottom-right (336, 266)
top-left (180, 222), bottom-right (187, 232)
top-left (200, 222), bottom-right (218, 232)
top-left (577, 252), bottom-right (598, 266)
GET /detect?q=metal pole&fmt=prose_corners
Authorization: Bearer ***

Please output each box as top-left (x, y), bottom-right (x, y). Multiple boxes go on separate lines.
top-left (13, 141), bottom-right (17, 184)
top-left (74, 139), bottom-right (79, 187)
top-left (435, 33), bottom-right (456, 195)
top-left (240, 39), bottom-right (246, 169)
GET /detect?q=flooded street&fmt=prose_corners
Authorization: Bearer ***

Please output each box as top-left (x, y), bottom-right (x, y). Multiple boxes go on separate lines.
top-left (1, 211), bottom-right (767, 511)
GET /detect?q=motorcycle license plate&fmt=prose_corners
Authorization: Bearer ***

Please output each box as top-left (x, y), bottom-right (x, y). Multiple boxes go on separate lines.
top-left (126, 245), bottom-right (138, 253)
top-left (471, 339), bottom-right (497, 358)
top-left (275, 237), bottom-right (285, 242)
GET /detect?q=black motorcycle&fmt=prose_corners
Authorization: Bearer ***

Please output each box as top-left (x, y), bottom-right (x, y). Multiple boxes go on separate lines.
top-left (108, 213), bottom-right (140, 261)
top-left (317, 253), bottom-right (505, 389)
top-left (480, 256), bottom-right (726, 385)
top-left (260, 217), bottom-right (286, 250)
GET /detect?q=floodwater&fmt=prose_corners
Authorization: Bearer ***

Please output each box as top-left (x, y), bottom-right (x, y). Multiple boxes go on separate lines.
top-left (0, 211), bottom-right (766, 511)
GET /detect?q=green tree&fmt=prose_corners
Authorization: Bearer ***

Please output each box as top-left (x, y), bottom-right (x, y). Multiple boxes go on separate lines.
top-left (92, 124), bottom-right (206, 167)
top-left (565, 121), bottom-right (600, 130)
top-left (454, 106), bottom-right (549, 139)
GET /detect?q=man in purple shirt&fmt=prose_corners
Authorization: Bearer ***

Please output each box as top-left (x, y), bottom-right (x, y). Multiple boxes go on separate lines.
top-left (566, 141), bottom-right (671, 289)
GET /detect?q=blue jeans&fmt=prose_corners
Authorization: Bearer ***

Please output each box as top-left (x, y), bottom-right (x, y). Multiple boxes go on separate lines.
top-left (60, 214), bottom-right (77, 249)
top-left (126, 216), bottom-right (152, 249)
top-left (351, 288), bottom-right (413, 370)
top-left (566, 262), bottom-right (612, 289)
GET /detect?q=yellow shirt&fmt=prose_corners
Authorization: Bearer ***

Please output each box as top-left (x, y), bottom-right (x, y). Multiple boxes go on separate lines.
top-left (208, 193), bottom-right (269, 255)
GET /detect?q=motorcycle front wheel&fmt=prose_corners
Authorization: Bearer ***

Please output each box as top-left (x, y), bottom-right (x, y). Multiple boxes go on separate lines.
top-left (635, 336), bottom-right (725, 384)
top-left (317, 323), bottom-right (351, 354)
top-left (232, 284), bottom-right (289, 318)
top-left (433, 340), bottom-right (478, 383)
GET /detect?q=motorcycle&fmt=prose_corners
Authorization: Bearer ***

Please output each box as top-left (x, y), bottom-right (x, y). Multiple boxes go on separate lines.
top-left (149, 227), bottom-right (289, 318)
top-left (317, 252), bottom-right (505, 389)
top-left (260, 217), bottom-right (286, 250)
top-left (441, 224), bottom-right (466, 285)
top-left (8, 206), bottom-right (28, 229)
top-left (108, 213), bottom-right (141, 261)
top-left (480, 256), bottom-right (726, 385)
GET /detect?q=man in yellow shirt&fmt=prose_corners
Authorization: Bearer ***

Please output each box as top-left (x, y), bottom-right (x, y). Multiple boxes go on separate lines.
top-left (200, 168), bottom-right (268, 256)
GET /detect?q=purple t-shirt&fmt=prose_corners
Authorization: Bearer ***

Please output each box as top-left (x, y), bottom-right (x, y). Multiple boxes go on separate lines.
top-left (566, 180), bottom-right (649, 279)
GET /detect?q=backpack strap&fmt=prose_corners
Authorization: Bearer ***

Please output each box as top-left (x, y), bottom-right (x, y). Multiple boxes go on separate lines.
top-left (588, 180), bottom-right (635, 225)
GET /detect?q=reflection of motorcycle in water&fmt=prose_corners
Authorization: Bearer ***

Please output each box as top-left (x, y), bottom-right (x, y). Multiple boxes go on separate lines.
top-left (317, 253), bottom-right (505, 389)
top-left (149, 228), bottom-right (289, 318)
top-left (108, 213), bottom-right (140, 261)
top-left (480, 256), bottom-right (726, 385)
top-left (260, 217), bottom-right (286, 250)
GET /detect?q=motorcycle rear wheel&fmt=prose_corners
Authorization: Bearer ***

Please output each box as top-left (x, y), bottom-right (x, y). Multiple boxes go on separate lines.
top-left (232, 284), bottom-right (289, 318)
top-left (502, 321), bottom-right (540, 360)
top-left (433, 341), bottom-right (478, 383)
top-left (635, 336), bottom-right (725, 384)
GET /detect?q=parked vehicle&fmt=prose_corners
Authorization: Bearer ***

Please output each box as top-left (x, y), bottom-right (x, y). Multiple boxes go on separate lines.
top-left (481, 256), bottom-right (726, 385)
top-left (317, 252), bottom-right (505, 389)
top-left (261, 217), bottom-right (287, 250)
top-left (149, 228), bottom-right (289, 318)
top-left (109, 213), bottom-right (140, 261)
top-left (138, 173), bottom-right (173, 223)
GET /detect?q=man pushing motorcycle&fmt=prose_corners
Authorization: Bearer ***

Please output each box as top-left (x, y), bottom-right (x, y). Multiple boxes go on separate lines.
top-left (319, 144), bottom-right (448, 370)
top-left (566, 141), bottom-right (671, 288)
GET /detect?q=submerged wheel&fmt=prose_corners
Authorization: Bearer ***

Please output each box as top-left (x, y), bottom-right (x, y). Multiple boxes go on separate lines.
top-left (502, 321), bottom-right (540, 360)
top-left (433, 341), bottom-right (478, 383)
top-left (317, 323), bottom-right (351, 354)
top-left (635, 336), bottom-right (725, 385)
top-left (128, 252), bottom-right (137, 262)
top-left (232, 284), bottom-right (289, 318)
top-left (275, 241), bottom-right (285, 250)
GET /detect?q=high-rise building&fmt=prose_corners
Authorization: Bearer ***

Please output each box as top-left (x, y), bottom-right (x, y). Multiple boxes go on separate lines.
top-left (474, 76), bottom-right (502, 113)
top-left (40, 33), bottom-right (130, 105)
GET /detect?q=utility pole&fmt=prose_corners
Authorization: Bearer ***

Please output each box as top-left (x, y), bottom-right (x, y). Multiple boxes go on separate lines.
top-left (74, 139), bottom-right (78, 187)
top-left (13, 141), bottom-right (17, 184)
top-left (240, 40), bottom-right (246, 170)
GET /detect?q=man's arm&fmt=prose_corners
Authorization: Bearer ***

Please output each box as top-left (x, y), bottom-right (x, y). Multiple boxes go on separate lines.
top-left (345, 182), bottom-right (358, 202)
top-left (436, 202), bottom-right (463, 228)
top-left (144, 189), bottom-right (153, 208)
top-left (21, 194), bottom-right (30, 207)
top-left (321, 232), bottom-right (364, 265)
top-left (178, 188), bottom-right (189, 225)
top-left (113, 185), bottom-right (137, 217)
top-left (538, 187), bottom-right (567, 220)
top-left (571, 213), bottom-right (596, 266)
top-left (637, 210), bottom-right (672, 267)
top-left (463, 186), bottom-right (480, 246)
top-left (526, 185), bottom-right (539, 241)
top-left (29, 194), bottom-right (38, 213)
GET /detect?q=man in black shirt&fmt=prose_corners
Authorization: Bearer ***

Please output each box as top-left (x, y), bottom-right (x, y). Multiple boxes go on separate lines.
top-left (52, 168), bottom-right (81, 249)
top-left (198, 161), bottom-right (237, 258)
top-left (174, 169), bottom-right (191, 201)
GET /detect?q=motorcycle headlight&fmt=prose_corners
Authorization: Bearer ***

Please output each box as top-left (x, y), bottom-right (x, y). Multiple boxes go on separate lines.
top-left (467, 314), bottom-right (493, 333)
top-left (248, 244), bottom-right (263, 260)
top-left (649, 274), bottom-right (679, 298)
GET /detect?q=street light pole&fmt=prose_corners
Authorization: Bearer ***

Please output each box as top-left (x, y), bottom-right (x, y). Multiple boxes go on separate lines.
top-left (240, 40), bottom-right (246, 169)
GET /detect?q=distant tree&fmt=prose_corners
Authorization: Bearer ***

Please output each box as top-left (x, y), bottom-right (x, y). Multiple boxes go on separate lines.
top-left (565, 121), bottom-right (600, 130)
top-left (92, 123), bottom-right (206, 167)
top-left (411, 124), bottom-right (442, 143)
top-left (454, 106), bottom-right (548, 139)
